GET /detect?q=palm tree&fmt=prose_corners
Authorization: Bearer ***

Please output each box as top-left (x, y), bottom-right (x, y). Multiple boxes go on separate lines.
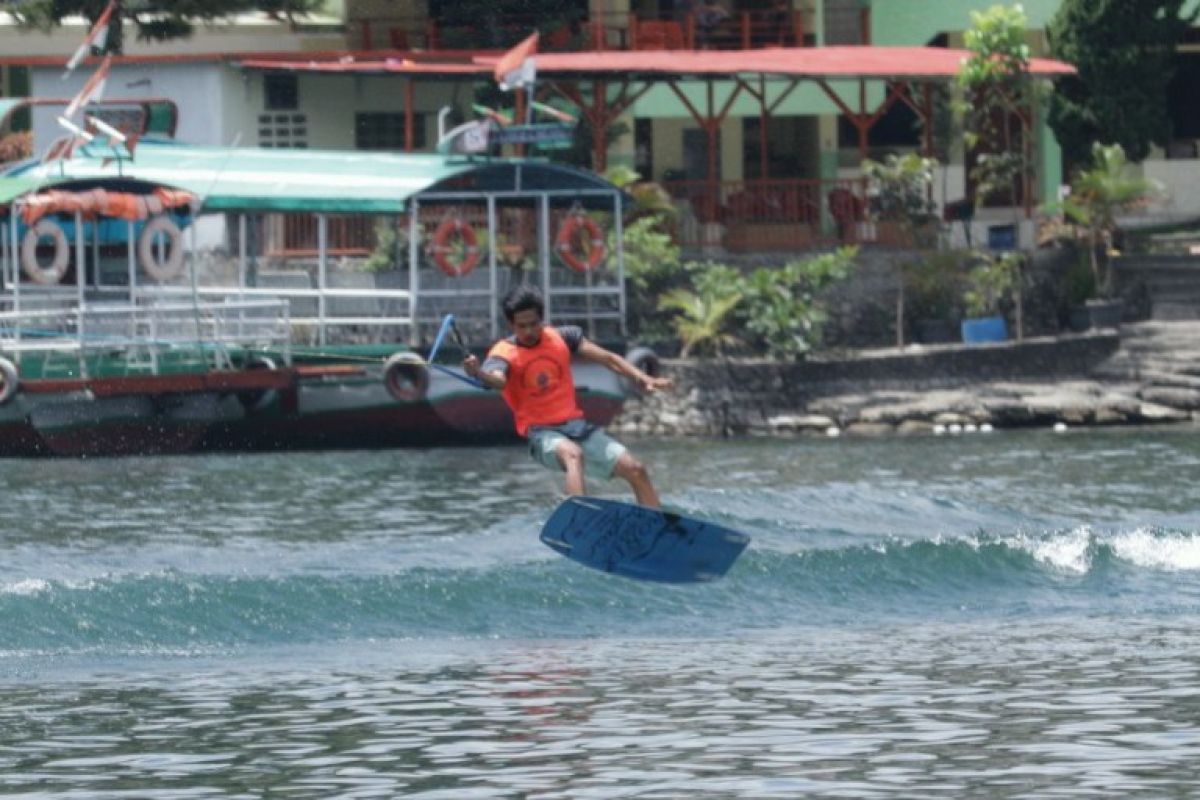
top-left (658, 287), bottom-right (742, 357)
top-left (1063, 142), bottom-right (1161, 298)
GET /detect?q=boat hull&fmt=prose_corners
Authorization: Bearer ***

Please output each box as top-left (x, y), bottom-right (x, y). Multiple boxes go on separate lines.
top-left (0, 360), bottom-right (626, 458)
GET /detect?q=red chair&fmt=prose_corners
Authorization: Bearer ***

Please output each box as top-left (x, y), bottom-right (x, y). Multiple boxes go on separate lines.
top-left (828, 187), bottom-right (864, 240)
top-left (662, 20), bottom-right (686, 49)
top-left (634, 20), bottom-right (685, 50)
top-left (635, 20), bottom-right (666, 49)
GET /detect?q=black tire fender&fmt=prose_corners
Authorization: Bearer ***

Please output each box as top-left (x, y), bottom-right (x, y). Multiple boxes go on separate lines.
top-left (383, 351), bottom-right (429, 403)
top-left (0, 357), bottom-right (18, 405)
top-left (238, 355), bottom-right (278, 413)
top-left (621, 346), bottom-right (661, 394)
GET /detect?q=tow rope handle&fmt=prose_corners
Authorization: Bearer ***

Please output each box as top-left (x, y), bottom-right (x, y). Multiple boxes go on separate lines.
top-left (427, 314), bottom-right (483, 389)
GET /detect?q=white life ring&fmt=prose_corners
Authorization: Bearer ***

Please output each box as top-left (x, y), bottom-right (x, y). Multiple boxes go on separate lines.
top-left (0, 357), bottom-right (18, 405)
top-left (383, 351), bottom-right (429, 403)
top-left (20, 218), bottom-right (70, 285)
top-left (137, 215), bottom-right (185, 282)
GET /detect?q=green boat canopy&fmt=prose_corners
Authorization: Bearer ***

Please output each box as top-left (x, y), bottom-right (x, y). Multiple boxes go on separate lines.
top-left (0, 176), bottom-right (42, 206)
top-left (3, 140), bottom-right (624, 214)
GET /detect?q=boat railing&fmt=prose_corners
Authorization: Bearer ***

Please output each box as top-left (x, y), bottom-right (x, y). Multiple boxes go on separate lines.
top-left (0, 296), bottom-right (292, 378)
top-left (137, 284), bottom-right (413, 331)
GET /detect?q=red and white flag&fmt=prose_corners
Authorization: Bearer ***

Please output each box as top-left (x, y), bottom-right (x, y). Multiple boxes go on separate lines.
top-left (494, 31), bottom-right (538, 91)
top-left (64, 54), bottom-right (112, 119)
top-left (64, 0), bottom-right (117, 75)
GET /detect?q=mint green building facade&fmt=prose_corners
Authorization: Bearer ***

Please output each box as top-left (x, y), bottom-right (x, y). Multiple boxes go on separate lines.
top-left (609, 0), bottom-right (1073, 249)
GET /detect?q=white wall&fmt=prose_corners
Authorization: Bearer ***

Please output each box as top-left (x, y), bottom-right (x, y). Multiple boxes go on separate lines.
top-left (31, 61), bottom-right (230, 149)
top-left (0, 13), bottom-right (343, 59)
top-left (1143, 157), bottom-right (1200, 224)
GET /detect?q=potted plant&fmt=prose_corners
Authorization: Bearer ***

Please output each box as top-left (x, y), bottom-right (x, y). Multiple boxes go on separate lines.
top-left (961, 251), bottom-right (1020, 344)
top-left (861, 153), bottom-right (940, 347)
top-left (906, 251), bottom-right (965, 344)
top-left (1061, 142), bottom-right (1162, 329)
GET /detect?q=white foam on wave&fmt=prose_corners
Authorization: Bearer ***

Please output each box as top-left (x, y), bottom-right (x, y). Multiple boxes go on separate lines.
top-left (1009, 527), bottom-right (1093, 574)
top-left (1110, 528), bottom-right (1200, 572)
top-left (1, 578), bottom-right (51, 596)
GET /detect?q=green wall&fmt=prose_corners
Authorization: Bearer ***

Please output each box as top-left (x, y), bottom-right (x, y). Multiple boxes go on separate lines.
top-left (631, 79), bottom-right (885, 120)
top-left (871, 0), bottom-right (1200, 46)
top-left (869, 0), bottom-right (1063, 45)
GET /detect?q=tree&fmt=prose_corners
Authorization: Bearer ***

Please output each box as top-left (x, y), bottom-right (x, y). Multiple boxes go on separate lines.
top-left (3, 1), bottom-right (324, 50)
top-left (862, 153), bottom-right (938, 348)
top-left (958, 4), bottom-right (1038, 339)
top-left (1047, 0), bottom-right (1196, 167)
top-left (1062, 143), bottom-right (1162, 298)
top-left (958, 3), bottom-right (1036, 212)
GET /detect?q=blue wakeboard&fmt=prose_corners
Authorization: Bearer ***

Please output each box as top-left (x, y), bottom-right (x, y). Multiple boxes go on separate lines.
top-left (540, 496), bottom-right (750, 583)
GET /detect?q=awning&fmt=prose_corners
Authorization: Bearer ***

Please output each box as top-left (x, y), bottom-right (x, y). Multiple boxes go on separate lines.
top-left (5, 141), bottom-right (481, 214)
top-left (0, 97), bottom-right (181, 138)
top-left (523, 47), bottom-right (1075, 79)
top-left (240, 46), bottom-right (1075, 80)
top-left (3, 140), bottom-right (627, 214)
top-left (0, 176), bottom-right (41, 206)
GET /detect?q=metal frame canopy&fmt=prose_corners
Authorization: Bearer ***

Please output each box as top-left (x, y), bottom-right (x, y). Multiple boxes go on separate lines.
top-left (1, 138), bottom-right (632, 348)
top-left (3, 140), bottom-right (627, 214)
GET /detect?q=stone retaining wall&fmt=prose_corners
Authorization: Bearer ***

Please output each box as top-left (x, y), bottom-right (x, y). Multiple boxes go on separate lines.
top-left (611, 332), bottom-right (1199, 437)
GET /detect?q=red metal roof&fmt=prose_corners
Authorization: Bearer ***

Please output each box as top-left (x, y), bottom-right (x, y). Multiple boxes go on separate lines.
top-left (240, 57), bottom-right (485, 74)
top-left (240, 46), bottom-right (1074, 80)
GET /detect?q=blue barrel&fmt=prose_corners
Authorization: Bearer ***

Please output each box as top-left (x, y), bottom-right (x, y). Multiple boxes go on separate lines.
top-left (961, 316), bottom-right (1008, 345)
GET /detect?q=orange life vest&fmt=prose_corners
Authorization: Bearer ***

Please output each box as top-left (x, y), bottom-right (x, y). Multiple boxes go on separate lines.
top-left (488, 326), bottom-right (583, 437)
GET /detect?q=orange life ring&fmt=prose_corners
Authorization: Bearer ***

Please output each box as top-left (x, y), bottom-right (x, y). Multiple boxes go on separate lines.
top-left (555, 214), bottom-right (606, 272)
top-left (430, 218), bottom-right (481, 277)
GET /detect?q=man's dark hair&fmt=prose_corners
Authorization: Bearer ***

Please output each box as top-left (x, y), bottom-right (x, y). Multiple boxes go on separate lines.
top-left (501, 283), bottom-right (545, 321)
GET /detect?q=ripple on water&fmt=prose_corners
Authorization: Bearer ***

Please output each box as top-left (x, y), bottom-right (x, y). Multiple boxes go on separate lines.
top-left (1, 432), bottom-right (1200, 796)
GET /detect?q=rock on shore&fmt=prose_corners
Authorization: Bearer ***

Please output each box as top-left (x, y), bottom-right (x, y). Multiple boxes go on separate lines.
top-left (612, 327), bottom-right (1200, 437)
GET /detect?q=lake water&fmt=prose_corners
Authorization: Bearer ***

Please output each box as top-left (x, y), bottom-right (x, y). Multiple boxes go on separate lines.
top-left (3, 428), bottom-right (1200, 797)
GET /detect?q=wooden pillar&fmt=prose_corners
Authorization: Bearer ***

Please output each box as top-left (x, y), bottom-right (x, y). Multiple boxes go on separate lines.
top-left (592, 79), bottom-right (608, 172)
top-left (857, 80), bottom-right (869, 161)
top-left (404, 79), bottom-right (415, 152)
top-left (706, 79), bottom-right (719, 197)
top-left (758, 76), bottom-right (769, 180)
top-left (921, 83), bottom-right (934, 157)
top-left (514, 90), bottom-right (527, 157)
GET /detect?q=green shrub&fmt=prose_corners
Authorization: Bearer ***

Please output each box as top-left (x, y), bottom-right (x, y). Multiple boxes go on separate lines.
top-left (964, 251), bottom-right (1021, 318)
top-left (656, 248), bottom-right (857, 359)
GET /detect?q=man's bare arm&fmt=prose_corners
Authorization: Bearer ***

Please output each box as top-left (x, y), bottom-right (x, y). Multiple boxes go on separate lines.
top-left (576, 340), bottom-right (673, 393)
top-left (462, 354), bottom-right (507, 391)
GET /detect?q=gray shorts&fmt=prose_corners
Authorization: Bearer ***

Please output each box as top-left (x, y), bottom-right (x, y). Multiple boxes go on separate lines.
top-left (528, 421), bottom-right (627, 482)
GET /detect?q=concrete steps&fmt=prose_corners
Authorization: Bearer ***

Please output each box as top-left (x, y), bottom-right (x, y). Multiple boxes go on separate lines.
top-left (1093, 320), bottom-right (1200, 382)
top-left (1115, 256), bottom-right (1200, 320)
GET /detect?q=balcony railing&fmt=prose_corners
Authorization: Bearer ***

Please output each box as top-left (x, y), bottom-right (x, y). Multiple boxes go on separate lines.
top-left (662, 177), bottom-right (917, 251)
top-left (351, 5), bottom-right (869, 53)
top-left (252, 178), bottom-right (923, 258)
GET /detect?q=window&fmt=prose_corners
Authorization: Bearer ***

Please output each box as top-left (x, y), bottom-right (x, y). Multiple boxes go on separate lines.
top-left (1168, 54), bottom-right (1200, 140)
top-left (258, 112), bottom-right (308, 149)
top-left (355, 112), bottom-right (426, 151)
top-left (264, 73), bottom-right (298, 111)
top-left (91, 108), bottom-right (145, 137)
top-left (634, 118), bottom-right (653, 178)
